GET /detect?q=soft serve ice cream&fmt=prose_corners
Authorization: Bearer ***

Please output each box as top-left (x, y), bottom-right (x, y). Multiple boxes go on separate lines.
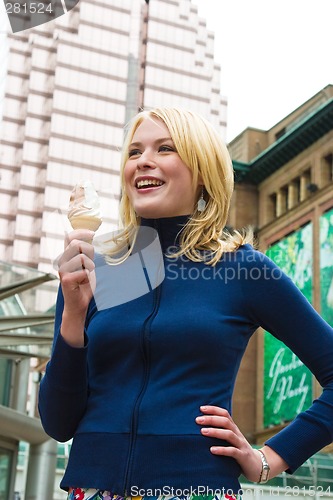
top-left (67, 180), bottom-right (102, 233)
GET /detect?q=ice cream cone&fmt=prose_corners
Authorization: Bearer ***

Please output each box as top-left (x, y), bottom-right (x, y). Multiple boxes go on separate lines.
top-left (69, 216), bottom-right (102, 232)
top-left (67, 180), bottom-right (102, 242)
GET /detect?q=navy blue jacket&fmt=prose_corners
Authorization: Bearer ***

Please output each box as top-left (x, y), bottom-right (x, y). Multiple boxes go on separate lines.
top-left (38, 216), bottom-right (333, 494)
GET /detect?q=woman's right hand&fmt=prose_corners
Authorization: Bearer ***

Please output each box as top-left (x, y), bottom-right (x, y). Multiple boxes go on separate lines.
top-left (56, 229), bottom-right (96, 347)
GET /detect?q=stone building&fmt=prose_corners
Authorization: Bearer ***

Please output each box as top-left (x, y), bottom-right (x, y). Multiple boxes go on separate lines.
top-left (230, 84), bottom-right (333, 459)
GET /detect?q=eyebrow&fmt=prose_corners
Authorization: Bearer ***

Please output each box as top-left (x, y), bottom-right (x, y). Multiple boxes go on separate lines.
top-left (128, 137), bottom-right (174, 148)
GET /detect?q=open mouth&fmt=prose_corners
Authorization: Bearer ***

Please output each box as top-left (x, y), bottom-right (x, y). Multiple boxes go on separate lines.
top-left (136, 179), bottom-right (165, 189)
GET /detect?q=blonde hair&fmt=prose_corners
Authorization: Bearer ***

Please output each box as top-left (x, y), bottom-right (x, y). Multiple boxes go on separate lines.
top-left (104, 107), bottom-right (252, 266)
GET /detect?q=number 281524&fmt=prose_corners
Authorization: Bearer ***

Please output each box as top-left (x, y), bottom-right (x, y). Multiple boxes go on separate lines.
top-left (6, 3), bottom-right (53, 14)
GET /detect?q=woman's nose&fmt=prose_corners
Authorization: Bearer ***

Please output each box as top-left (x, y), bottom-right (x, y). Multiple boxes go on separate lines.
top-left (136, 150), bottom-right (156, 170)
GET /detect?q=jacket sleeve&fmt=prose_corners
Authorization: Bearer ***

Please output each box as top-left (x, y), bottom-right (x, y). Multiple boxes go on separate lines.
top-left (38, 286), bottom-right (90, 442)
top-left (243, 247), bottom-right (333, 473)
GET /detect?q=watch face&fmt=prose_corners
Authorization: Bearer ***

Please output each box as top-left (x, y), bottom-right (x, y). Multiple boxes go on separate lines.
top-left (261, 466), bottom-right (270, 482)
top-left (258, 451), bottom-right (270, 483)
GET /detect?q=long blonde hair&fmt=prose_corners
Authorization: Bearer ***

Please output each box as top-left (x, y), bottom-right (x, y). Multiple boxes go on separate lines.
top-left (104, 107), bottom-right (252, 266)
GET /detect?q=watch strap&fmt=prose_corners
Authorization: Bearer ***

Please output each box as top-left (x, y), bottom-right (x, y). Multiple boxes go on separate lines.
top-left (257, 449), bottom-right (270, 483)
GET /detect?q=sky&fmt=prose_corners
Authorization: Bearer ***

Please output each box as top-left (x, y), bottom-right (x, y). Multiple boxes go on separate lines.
top-left (193, 0), bottom-right (333, 141)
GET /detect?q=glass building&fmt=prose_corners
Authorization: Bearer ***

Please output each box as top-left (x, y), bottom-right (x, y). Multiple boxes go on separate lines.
top-left (0, 1), bottom-right (227, 497)
top-left (0, 0), bottom-right (227, 278)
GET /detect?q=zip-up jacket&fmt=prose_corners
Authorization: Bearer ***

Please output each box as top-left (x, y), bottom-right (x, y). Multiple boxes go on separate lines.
top-left (38, 216), bottom-right (333, 494)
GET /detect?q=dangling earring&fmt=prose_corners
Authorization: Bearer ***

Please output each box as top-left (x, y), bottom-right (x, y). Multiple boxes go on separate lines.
top-left (197, 186), bottom-right (206, 213)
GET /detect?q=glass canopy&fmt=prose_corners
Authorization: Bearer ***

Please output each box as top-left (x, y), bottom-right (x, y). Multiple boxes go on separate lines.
top-left (0, 260), bottom-right (58, 358)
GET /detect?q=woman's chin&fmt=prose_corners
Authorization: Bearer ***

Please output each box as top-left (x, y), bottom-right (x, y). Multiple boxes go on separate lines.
top-left (135, 206), bottom-right (175, 219)
top-left (133, 201), bottom-right (192, 219)
top-left (136, 209), bottom-right (168, 219)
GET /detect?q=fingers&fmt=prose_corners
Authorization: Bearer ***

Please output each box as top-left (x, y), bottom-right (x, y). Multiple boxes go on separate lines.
top-left (55, 233), bottom-right (96, 298)
top-left (195, 406), bottom-right (264, 482)
top-left (59, 253), bottom-right (95, 275)
top-left (196, 405), bottom-right (243, 452)
top-left (196, 415), bottom-right (234, 431)
top-left (60, 268), bottom-right (92, 288)
top-left (65, 229), bottom-right (95, 247)
top-left (200, 405), bottom-right (233, 418)
top-left (62, 238), bottom-right (94, 262)
top-left (196, 420), bottom-right (240, 448)
top-left (196, 406), bottom-right (236, 432)
top-left (57, 236), bottom-right (95, 271)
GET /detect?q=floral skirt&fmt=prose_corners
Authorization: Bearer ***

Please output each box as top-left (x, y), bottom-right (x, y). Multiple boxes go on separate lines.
top-left (67, 489), bottom-right (240, 500)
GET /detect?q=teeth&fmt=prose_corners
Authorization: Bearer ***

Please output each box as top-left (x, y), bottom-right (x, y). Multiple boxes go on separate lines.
top-left (137, 179), bottom-right (164, 188)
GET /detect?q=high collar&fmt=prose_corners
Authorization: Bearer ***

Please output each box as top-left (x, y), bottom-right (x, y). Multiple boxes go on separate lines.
top-left (140, 215), bottom-right (190, 251)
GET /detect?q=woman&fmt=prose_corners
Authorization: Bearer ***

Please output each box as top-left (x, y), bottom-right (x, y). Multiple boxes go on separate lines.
top-left (38, 108), bottom-right (333, 500)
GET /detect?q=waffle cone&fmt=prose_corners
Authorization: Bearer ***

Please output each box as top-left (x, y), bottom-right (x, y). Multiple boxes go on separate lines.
top-left (69, 216), bottom-right (102, 231)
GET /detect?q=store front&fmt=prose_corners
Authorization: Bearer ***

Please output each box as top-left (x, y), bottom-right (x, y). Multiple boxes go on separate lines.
top-left (0, 441), bottom-right (16, 500)
top-left (0, 260), bottom-right (58, 499)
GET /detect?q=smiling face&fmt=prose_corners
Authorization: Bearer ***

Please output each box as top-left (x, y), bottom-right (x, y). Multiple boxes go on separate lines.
top-left (123, 117), bottom-right (200, 219)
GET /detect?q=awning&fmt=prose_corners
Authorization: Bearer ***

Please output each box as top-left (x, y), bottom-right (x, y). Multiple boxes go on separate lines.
top-left (0, 260), bottom-right (58, 358)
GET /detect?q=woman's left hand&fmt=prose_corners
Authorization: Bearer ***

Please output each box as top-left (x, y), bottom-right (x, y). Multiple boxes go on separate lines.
top-left (195, 405), bottom-right (263, 483)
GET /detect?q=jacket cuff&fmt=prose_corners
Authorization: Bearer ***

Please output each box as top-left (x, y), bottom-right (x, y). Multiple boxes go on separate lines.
top-left (265, 414), bottom-right (332, 473)
top-left (45, 329), bottom-right (89, 393)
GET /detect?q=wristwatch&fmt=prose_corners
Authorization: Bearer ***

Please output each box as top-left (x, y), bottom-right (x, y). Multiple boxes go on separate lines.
top-left (257, 449), bottom-right (270, 483)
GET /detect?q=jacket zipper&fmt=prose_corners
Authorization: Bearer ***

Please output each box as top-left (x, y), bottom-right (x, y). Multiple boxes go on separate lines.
top-left (123, 222), bottom-right (163, 495)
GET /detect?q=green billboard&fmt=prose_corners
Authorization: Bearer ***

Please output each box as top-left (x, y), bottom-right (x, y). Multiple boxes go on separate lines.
top-left (320, 208), bottom-right (333, 327)
top-left (264, 223), bottom-right (313, 427)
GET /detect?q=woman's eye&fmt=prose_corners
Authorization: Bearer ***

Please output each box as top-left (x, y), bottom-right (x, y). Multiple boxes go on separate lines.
top-left (159, 145), bottom-right (174, 152)
top-left (128, 149), bottom-right (141, 157)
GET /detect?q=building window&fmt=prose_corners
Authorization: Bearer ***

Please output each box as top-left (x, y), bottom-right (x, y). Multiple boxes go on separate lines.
top-left (300, 168), bottom-right (312, 201)
top-left (321, 153), bottom-right (333, 187)
top-left (276, 186), bottom-right (288, 217)
top-left (265, 165), bottom-right (318, 224)
top-left (268, 193), bottom-right (277, 221)
top-left (275, 127), bottom-right (286, 140)
top-left (287, 178), bottom-right (300, 210)
top-left (294, 177), bottom-right (301, 203)
top-left (0, 359), bottom-right (12, 407)
top-left (0, 446), bottom-right (13, 500)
